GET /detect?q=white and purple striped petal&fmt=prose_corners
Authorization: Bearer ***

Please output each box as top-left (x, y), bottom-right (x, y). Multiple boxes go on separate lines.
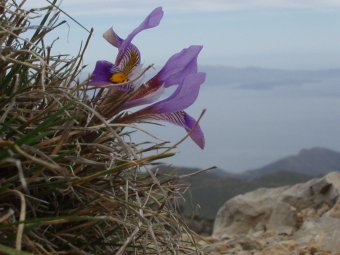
top-left (133, 111), bottom-right (205, 149)
top-left (161, 111), bottom-right (205, 149)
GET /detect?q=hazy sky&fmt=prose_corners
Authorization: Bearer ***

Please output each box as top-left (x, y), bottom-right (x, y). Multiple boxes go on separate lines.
top-left (30, 0), bottom-right (340, 70)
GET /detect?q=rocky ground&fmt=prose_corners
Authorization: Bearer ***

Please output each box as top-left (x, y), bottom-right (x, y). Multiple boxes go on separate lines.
top-left (198, 231), bottom-right (340, 254)
top-left (194, 172), bottom-right (340, 254)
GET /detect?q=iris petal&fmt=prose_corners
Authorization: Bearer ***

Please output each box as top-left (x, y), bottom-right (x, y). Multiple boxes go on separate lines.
top-left (182, 112), bottom-right (205, 149)
top-left (116, 7), bottom-right (163, 65)
top-left (133, 111), bottom-right (205, 149)
top-left (121, 72), bottom-right (205, 118)
top-left (103, 27), bottom-right (123, 48)
top-left (89, 60), bottom-right (121, 86)
top-left (115, 7), bottom-right (163, 75)
top-left (125, 45), bottom-right (203, 107)
top-left (118, 44), bottom-right (141, 76)
top-left (89, 60), bottom-right (134, 91)
top-left (149, 72), bottom-right (205, 113)
top-left (156, 45), bottom-right (202, 87)
top-left (119, 73), bottom-right (206, 148)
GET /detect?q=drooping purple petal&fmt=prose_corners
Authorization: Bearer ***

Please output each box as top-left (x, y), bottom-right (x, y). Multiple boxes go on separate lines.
top-left (142, 72), bottom-right (205, 113)
top-left (116, 7), bottom-right (164, 66)
top-left (88, 60), bottom-right (121, 87)
top-left (127, 111), bottom-right (205, 149)
top-left (182, 112), bottom-right (205, 149)
top-left (103, 27), bottom-right (123, 48)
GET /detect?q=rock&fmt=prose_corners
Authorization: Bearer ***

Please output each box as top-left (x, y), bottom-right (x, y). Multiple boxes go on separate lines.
top-left (213, 186), bottom-right (287, 237)
top-left (260, 240), bottom-right (298, 255)
top-left (210, 172), bottom-right (340, 253)
top-left (328, 200), bottom-right (340, 218)
top-left (267, 201), bottom-right (298, 234)
top-left (294, 215), bottom-right (340, 252)
top-left (238, 237), bottom-right (263, 250)
top-left (213, 172), bottom-right (340, 240)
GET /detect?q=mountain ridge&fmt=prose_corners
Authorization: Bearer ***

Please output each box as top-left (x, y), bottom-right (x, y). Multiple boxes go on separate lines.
top-left (240, 147), bottom-right (340, 179)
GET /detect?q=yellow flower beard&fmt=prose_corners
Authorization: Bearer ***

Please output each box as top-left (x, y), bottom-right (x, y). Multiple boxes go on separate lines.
top-left (110, 72), bottom-right (129, 83)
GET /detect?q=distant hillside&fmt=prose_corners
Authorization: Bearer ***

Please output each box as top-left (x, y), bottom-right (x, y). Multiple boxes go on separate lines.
top-left (241, 147), bottom-right (340, 179)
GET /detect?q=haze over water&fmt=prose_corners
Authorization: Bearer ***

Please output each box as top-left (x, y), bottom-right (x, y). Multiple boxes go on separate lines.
top-left (145, 68), bottom-right (340, 172)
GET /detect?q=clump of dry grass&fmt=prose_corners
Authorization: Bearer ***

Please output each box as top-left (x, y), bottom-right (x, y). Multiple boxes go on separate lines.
top-left (0, 1), bottom-right (200, 254)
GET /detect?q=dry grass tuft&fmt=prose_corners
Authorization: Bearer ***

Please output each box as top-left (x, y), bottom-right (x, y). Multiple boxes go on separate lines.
top-left (0, 1), bottom-right (200, 254)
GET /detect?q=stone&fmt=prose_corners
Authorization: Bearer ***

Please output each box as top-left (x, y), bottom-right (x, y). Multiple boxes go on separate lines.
top-left (267, 201), bottom-right (298, 234)
top-left (213, 172), bottom-right (340, 239)
top-left (206, 172), bottom-right (340, 254)
top-left (294, 205), bottom-right (340, 251)
top-left (213, 186), bottom-right (287, 237)
top-left (260, 240), bottom-right (298, 255)
top-left (328, 200), bottom-right (340, 219)
top-left (317, 216), bottom-right (340, 252)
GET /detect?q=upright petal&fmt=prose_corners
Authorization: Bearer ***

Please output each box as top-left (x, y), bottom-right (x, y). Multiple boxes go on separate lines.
top-left (116, 7), bottom-right (163, 63)
top-left (103, 7), bottom-right (163, 51)
top-left (103, 26), bottom-right (139, 76)
top-left (118, 44), bottom-right (141, 76)
top-left (116, 7), bottom-right (163, 68)
top-left (103, 27), bottom-right (123, 48)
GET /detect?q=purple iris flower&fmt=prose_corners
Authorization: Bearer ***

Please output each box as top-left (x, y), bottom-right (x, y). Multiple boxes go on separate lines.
top-left (88, 7), bottom-right (206, 149)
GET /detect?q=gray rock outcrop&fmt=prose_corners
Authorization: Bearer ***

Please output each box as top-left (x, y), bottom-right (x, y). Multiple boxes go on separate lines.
top-left (211, 171), bottom-right (340, 253)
